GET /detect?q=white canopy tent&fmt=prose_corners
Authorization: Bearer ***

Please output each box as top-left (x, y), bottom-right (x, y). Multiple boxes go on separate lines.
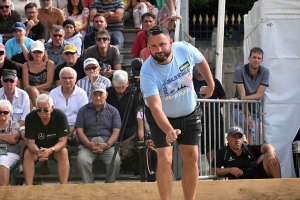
top-left (244, 0), bottom-right (300, 178)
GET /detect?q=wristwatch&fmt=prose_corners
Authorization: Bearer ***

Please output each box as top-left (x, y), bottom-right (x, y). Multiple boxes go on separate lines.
top-left (51, 147), bottom-right (55, 154)
top-left (106, 142), bottom-right (111, 149)
top-left (237, 96), bottom-right (241, 100)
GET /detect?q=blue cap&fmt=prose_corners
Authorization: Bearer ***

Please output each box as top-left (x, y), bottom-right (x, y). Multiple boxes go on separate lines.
top-left (12, 22), bottom-right (26, 31)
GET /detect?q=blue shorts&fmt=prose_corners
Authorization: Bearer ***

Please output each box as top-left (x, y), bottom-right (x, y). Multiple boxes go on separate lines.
top-left (145, 104), bottom-right (202, 148)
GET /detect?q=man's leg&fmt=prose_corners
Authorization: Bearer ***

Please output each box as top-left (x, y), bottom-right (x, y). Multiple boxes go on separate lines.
top-left (99, 147), bottom-right (121, 183)
top-left (155, 146), bottom-right (173, 200)
top-left (23, 148), bottom-right (38, 185)
top-left (54, 147), bottom-right (70, 184)
top-left (77, 145), bottom-right (97, 183)
top-left (0, 166), bottom-right (10, 186)
top-left (179, 144), bottom-right (199, 200)
top-left (262, 154), bottom-right (281, 178)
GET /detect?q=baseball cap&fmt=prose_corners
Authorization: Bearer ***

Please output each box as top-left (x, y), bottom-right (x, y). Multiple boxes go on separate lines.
top-left (2, 69), bottom-right (17, 80)
top-left (0, 43), bottom-right (5, 52)
top-left (91, 82), bottom-right (106, 93)
top-left (228, 126), bottom-right (244, 136)
top-left (83, 58), bottom-right (99, 69)
top-left (63, 44), bottom-right (77, 53)
top-left (12, 22), bottom-right (26, 31)
top-left (30, 40), bottom-right (45, 52)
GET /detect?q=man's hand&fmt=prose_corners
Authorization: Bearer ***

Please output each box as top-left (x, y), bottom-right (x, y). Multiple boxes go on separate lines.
top-left (166, 129), bottom-right (181, 145)
top-left (26, 20), bottom-right (35, 30)
top-left (102, 65), bottom-right (113, 78)
top-left (37, 147), bottom-right (52, 161)
top-left (17, 36), bottom-right (26, 45)
top-left (244, 117), bottom-right (255, 129)
top-left (91, 71), bottom-right (99, 83)
top-left (199, 85), bottom-right (214, 99)
top-left (230, 167), bottom-right (243, 178)
top-left (92, 142), bottom-right (107, 153)
top-left (267, 152), bottom-right (278, 169)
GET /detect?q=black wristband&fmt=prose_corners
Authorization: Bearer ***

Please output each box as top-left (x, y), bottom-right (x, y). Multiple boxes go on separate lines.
top-left (237, 96), bottom-right (241, 100)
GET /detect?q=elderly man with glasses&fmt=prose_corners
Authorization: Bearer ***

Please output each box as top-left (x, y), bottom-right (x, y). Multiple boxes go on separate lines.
top-left (0, 0), bottom-right (21, 43)
top-left (45, 25), bottom-right (69, 68)
top-left (50, 67), bottom-right (88, 145)
top-left (76, 82), bottom-right (122, 183)
top-left (76, 58), bottom-right (111, 101)
top-left (84, 28), bottom-right (121, 79)
top-left (23, 93), bottom-right (70, 185)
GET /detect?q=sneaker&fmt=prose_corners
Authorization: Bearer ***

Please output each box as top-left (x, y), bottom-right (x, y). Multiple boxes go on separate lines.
top-left (18, 164), bottom-right (23, 174)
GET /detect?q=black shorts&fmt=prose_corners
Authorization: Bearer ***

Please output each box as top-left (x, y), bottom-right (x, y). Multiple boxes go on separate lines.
top-left (145, 104), bottom-right (202, 148)
top-left (244, 161), bottom-right (269, 179)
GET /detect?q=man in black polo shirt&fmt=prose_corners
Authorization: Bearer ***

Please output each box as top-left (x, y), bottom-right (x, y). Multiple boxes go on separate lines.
top-left (54, 44), bottom-right (85, 87)
top-left (106, 70), bottom-right (142, 140)
top-left (212, 126), bottom-right (281, 179)
top-left (24, 2), bottom-right (48, 43)
top-left (0, 43), bottom-right (21, 88)
top-left (23, 94), bottom-right (70, 185)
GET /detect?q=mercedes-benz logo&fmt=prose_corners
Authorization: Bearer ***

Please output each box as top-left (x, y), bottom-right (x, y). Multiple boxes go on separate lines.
top-left (38, 133), bottom-right (45, 140)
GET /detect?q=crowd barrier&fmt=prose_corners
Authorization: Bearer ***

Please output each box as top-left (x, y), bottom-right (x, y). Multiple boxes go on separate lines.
top-left (172, 99), bottom-right (263, 180)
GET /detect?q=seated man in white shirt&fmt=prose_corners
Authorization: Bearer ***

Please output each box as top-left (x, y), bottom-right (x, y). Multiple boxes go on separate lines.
top-left (50, 67), bottom-right (88, 145)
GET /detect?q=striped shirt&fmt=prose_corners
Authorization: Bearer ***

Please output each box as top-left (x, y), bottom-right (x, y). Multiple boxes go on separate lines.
top-left (91, 0), bottom-right (124, 31)
top-left (76, 75), bottom-right (112, 101)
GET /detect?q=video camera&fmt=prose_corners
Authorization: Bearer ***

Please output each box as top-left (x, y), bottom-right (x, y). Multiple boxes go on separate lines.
top-left (131, 58), bottom-right (143, 78)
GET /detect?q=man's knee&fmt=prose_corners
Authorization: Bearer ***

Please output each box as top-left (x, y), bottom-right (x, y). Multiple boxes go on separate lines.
top-left (54, 148), bottom-right (69, 162)
top-left (157, 148), bottom-right (173, 166)
top-left (24, 148), bottom-right (37, 161)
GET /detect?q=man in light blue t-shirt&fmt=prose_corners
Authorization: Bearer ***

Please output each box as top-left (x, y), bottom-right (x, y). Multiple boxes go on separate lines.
top-left (5, 22), bottom-right (34, 69)
top-left (140, 25), bottom-right (215, 200)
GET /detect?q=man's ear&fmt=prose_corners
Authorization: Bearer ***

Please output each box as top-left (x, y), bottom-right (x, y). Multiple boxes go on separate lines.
top-left (170, 38), bottom-right (173, 44)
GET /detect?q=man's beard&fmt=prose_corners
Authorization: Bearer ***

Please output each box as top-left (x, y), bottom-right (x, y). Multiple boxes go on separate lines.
top-left (151, 51), bottom-right (171, 63)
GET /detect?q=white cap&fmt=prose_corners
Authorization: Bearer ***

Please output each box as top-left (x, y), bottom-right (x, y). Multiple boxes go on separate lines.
top-left (83, 58), bottom-right (99, 69)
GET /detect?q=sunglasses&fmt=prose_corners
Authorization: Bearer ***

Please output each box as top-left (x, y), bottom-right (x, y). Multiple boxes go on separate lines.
top-left (0, 111), bottom-right (9, 115)
top-left (32, 50), bottom-right (43, 54)
top-left (0, 51), bottom-right (4, 56)
top-left (96, 37), bottom-right (109, 42)
top-left (64, 52), bottom-right (76, 55)
top-left (85, 66), bottom-right (98, 71)
top-left (0, 5), bottom-right (9, 9)
top-left (52, 34), bottom-right (63, 38)
top-left (36, 108), bottom-right (49, 113)
top-left (3, 79), bottom-right (15, 83)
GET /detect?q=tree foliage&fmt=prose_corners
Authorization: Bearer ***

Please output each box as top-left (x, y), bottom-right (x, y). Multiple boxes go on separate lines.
top-left (189, 0), bottom-right (258, 14)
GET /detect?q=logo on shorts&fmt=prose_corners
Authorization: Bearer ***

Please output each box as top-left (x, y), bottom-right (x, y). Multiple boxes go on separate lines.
top-left (38, 133), bottom-right (45, 140)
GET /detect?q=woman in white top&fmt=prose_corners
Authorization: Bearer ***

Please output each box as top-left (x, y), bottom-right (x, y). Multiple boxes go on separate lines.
top-left (62, 0), bottom-right (89, 36)
top-left (12, 0), bottom-right (41, 22)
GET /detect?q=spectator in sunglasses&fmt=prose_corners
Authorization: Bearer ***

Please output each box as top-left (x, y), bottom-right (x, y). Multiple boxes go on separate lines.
top-left (22, 40), bottom-right (54, 110)
top-left (0, 44), bottom-right (21, 88)
top-left (0, 99), bottom-right (21, 186)
top-left (0, 0), bottom-right (21, 43)
top-left (0, 69), bottom-right (30, 173)
top-left (76, 58), bottom-right (111, 101)
top-left (23, 94), bottom-right (70, 185)
top-left (84, 28), bottom-right (121, 79)
top-left (54, 44), bottom-right (85, 87)
top-left (45, 25), bottom-right (69, 68)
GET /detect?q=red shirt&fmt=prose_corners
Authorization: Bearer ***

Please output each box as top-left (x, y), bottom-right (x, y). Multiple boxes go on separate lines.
top-left (131, 30), bottom-right (147, 57)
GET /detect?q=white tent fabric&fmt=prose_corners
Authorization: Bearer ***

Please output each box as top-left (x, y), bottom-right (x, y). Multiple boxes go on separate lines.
top-left (244, 0), bottom-right (300, 178)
